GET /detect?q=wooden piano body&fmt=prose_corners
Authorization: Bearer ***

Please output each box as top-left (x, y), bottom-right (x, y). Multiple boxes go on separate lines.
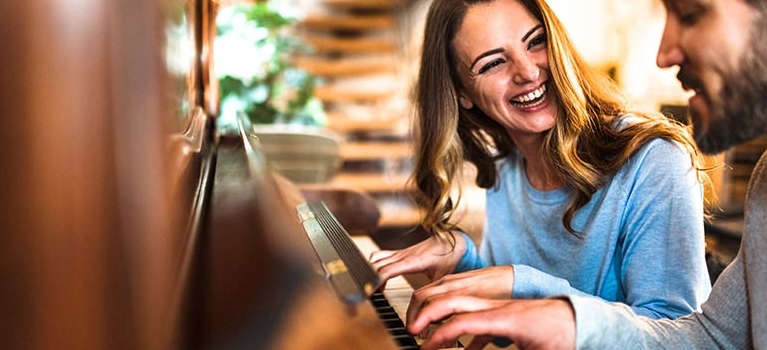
top-left (0, 0), bottom-right (424, 349)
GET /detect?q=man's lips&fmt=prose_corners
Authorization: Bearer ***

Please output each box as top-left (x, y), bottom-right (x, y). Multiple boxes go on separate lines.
top-left (677, 69), bottom-right (705, 95)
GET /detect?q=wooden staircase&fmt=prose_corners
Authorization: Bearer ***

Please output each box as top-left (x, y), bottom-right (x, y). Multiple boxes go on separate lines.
top-left (293, 0), bottom-right (421, 230)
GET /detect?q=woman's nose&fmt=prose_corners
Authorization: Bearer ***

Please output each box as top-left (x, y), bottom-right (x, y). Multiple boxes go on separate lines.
top-left (512, 56), bottom-right (540, 84)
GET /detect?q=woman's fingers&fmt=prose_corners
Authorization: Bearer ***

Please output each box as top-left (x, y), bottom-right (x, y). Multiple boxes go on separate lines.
top-left (368, 249), bottom-right (395, 264)
top-left (412, 297), bottom-right (576, 350)
top-left (408, 295), bottom-right (501, 333)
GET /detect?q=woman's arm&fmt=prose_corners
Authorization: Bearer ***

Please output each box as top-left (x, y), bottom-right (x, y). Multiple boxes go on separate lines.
top-left (615, 139), bottom-right (711, 319)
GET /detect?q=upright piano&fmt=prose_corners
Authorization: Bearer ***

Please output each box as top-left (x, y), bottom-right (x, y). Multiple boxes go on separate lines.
top-left (173, 106), bottom-right (432, 349)
top-left (167, 0), bottom-right (474, 346)
top-left (0, 0), bottom-right (465, 349)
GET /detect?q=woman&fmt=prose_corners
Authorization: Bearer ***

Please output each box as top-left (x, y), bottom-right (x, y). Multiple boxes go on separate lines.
top-left (370, 0), bottom-right (712, 326)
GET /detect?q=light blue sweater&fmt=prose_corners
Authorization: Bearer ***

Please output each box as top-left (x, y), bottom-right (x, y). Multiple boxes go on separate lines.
top-left (568, 149), bottom-right (767, 349)
top-left (455, 138), bottom-right (711, 319)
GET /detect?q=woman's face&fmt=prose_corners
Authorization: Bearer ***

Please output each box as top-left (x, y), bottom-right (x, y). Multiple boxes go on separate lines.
top-left (453, 0), bottom-right (559, 140)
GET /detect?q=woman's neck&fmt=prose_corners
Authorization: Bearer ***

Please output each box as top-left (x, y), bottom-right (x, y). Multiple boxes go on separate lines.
top-left (512, 133), bottom-right (564, 191)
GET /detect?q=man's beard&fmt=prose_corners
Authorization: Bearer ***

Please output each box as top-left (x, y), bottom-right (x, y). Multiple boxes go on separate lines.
top-left (693, 12), bottom-right (767, 154)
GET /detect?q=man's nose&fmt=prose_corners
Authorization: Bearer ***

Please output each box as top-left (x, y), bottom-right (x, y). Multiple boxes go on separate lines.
top-left (656, 15), bottom-right (684, 68)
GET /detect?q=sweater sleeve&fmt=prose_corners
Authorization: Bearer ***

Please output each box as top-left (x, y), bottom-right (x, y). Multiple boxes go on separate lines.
top-left (612, 140), bottom-right (711, 319)
top-left (512, 264), bottom-right (591, 298)
top-left (454, 231), bottom-right (487, 273)
top-left (568, 250), bottom-right (750, 349)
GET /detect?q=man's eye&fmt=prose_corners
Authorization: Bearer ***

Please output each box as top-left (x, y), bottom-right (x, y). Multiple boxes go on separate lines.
top-left (478, 59), bottom-right (504, 74)
top-left (679, 8), bottom-right (703, 25)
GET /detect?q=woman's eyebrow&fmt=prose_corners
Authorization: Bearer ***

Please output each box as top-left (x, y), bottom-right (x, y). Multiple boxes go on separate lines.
top-left (469, 48), bottom-right (504, 72)
top-left (468, 23), bottom-right (544, 72)
top-left (522, 24), bottom-right (543, 42)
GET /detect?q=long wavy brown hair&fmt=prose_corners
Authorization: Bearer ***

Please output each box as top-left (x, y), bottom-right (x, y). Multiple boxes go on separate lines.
top-left (410, 0), bottom-right (712, 245)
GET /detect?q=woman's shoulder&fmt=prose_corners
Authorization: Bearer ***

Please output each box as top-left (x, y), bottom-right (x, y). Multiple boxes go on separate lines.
top-left (621, 138), bottom-right (693, 180)
top-left (612, 112), bottom-right (692, 157)
top-left (610, 112), bottom-right (649, 131)
top-left (638, 137), bottom-right (690, 162)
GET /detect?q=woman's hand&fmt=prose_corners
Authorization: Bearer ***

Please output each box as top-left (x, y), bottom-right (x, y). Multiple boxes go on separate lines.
top-left (406, 266), bottom-right (515, 326)
top-left (409, 295), bottom-right (576, 350)
top-left (369, 232), bottom-right (466, 288)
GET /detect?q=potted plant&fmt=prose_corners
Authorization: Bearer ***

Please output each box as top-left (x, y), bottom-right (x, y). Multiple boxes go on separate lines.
top-left (214, 1), bottom-right (326, 130)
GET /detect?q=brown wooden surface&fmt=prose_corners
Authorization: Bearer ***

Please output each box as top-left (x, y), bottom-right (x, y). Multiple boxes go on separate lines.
top-left (194, 131), bottom-right (399, 350)
top-left (0, 1), bottom-right (191, 349)
top-left (325, 111), bottom-right (407, 134)
top-left (292, 55), bottom-right (398, 77)
top-left (330, 172), bottom-right (412, 193)
top-left (0, 2), bottom-right (418, 349)
top-left (321, 0), bottom-right (405, 10)
top-left (339, 140), bottom-right (412, 161)
top-left (303, 35), bottom-right (398, 54)
top-left (300, 13), bottom-right (396, 30)
top-left (316, 85), bottom-right (399, 103)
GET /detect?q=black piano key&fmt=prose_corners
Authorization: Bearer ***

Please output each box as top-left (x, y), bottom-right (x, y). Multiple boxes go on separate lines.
top-left (369, 292), bottom-right (420, 349)
top-left (377, 311), bottom-right (401, 321)
top-left (381, 319), bottom-right (405, 329)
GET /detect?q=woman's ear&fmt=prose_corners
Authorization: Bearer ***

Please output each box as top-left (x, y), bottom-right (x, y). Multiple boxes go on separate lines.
top-left (458, 93), bottom-right (474, 109)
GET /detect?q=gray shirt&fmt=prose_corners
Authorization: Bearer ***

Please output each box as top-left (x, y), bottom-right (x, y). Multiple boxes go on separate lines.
top-left (567, 150), bottom-right (767, 349)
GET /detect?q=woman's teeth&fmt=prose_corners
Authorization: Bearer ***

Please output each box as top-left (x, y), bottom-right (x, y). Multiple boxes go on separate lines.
top-left (511, 84), bottom-right (546, 108)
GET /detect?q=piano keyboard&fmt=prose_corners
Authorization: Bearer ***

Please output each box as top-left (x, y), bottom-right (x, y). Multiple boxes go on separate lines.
top-left (297, 202), bottom-right (464, 350)
top-left (354, 236), bottom-right (465, 350)
top-left (370, 291), bottom-right (419, 349)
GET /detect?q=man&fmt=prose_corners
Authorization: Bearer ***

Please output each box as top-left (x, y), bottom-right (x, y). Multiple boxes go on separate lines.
top-left (408, 0), bottom-right (767, 349)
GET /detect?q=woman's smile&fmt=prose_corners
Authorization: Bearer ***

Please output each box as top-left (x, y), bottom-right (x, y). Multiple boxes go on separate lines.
top-left (510, 83), bottom-right (548, 110)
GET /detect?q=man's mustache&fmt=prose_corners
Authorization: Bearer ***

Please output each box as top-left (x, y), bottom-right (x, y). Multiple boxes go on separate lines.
top-left (676, 68), bottom-right (705, 95)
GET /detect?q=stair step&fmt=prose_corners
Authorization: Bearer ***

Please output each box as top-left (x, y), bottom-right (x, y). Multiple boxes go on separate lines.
top-left (326, 112), bottom-right (407, 134)
top-left (330, 171), bottom-right (411, 193)
top-left (315, 84), bottom-right (397, 103)
top-left (300, 13), bottom-right (396, 31)
top-left (321, 0), bottom-right (404, 10)
top-left (303, 35), bottom-right (397, 54)
top-left (339, 140), bottom-right (412, 161)
top-left (292, 55), bottom-right (397, 77)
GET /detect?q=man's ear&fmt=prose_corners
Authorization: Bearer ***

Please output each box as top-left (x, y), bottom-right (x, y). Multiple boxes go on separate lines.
top-left (459, 92), bottom-right (474, 109)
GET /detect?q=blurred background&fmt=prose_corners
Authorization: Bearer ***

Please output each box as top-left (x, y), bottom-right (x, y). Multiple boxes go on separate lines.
top-left (214, 0), bottom-right (758, 247)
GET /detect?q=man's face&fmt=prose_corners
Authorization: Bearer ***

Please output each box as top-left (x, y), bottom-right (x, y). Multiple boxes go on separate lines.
top-left (657, 0), bottom-right (767, 154)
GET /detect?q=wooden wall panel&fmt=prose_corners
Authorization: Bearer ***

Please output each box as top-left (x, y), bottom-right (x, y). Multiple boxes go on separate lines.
top-left (0, 1), bottom-right (189, 349)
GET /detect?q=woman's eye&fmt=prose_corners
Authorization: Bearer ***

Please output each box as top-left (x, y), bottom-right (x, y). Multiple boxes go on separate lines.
top-left (478, 58), bottom-right (504, 74)
top-left (528, 34), bottom-right (547, 50)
